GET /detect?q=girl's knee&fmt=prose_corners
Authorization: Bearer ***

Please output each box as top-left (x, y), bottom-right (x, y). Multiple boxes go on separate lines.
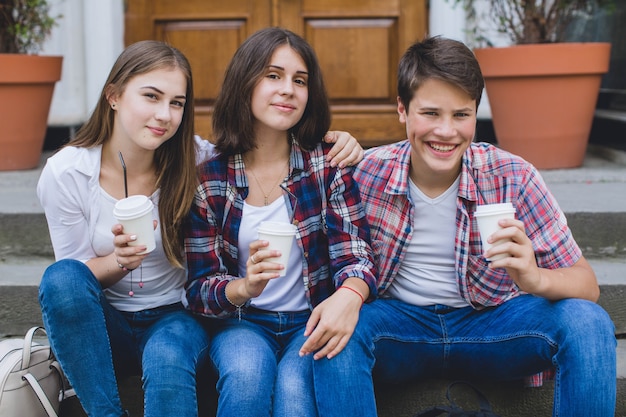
top-left (40, 259), bottom-right (95, 294)
top-left (39, 259), bottom-right (100, 313)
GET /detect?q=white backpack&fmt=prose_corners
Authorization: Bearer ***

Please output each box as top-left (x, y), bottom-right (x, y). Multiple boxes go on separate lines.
top-left (0, 327), bottom-right (68, 417)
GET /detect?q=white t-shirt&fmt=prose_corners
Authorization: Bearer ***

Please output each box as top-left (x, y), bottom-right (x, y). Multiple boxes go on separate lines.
top-left (92, 188), bottom-right (188, 311)
top-left (387, 176), bottom-right (468, 308)
top-left (238, 198), bottom-right (307, 312)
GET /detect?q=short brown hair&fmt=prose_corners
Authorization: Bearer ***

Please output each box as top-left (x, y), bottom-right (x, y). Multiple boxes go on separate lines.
top-left (397, 36), bottom-right (484, 111)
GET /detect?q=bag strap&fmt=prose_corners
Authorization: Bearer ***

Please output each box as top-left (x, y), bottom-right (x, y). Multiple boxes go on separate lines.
top-left (50, 359), bottom-right (76, 402)
top-left (446, 381), bottom-right (497, 413)
top-left (413, 405), bottom-right (457, 417)
top-left (21, 326), bottom-right (48, 369)
top-left (413, 381), bottom-right (501, 417)
top-left (22, 372), bottom-right (59, 417)
top-left (21, 326), bottom-right (70, 414)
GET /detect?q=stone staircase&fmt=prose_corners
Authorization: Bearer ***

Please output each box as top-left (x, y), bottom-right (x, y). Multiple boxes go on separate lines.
top-left (1, 146), bottom-right (625, 416)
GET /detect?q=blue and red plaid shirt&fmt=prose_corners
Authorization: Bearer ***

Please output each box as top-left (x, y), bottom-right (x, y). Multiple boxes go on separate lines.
top-left (353, 140), bottom-right (582, 386)
top-left (184, 140), bottom-right (377, 318)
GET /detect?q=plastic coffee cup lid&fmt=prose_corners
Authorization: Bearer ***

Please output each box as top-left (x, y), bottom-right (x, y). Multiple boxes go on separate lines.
top-left (475, 202), bottom-right (515, 216)
top-left (258, 221), bottom-right (297, 235)
top-left (113, 195), bottom-right (153, 220)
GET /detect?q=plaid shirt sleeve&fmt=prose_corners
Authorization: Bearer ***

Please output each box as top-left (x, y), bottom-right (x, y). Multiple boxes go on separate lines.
top-left (184, 157), bottom-right (240, 318)
top-left (517, 167), bottom-right (581, 267)
top-left (291, 143), bottom-right (378, 306)
top-left (325, 163), bottom-right (378, 298)
top-left (460, 144), bottom-right (582, 307)
top-left (470, 143), bottom-right (581, 269)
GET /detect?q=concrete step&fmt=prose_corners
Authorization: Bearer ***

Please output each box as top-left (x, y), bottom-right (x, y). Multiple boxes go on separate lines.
top-left (539, 146), bottom-right (626, 259)
top-left (2, 326), bottom-right (611, 416)
top-left (1, 257), bottom-right (624, 415)
top-left (0, 256), bottom-right (50, 337)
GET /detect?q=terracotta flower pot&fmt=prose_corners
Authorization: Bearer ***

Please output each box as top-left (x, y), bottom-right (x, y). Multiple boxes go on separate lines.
top-left (474, 43), bottom-right (611, 169)
top-left (0, 54), bottom-right (63, 171)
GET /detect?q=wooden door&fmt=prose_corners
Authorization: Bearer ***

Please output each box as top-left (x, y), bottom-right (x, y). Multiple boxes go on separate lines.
top-left (125, 0), bottom-right (427, 147)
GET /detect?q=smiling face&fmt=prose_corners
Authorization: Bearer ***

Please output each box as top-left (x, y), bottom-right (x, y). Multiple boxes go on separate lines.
top-left (109, 67), bottom-right (187, 152)
top-left (250, 44), bottom-right (309, 140)
top-left (399, 77), bottom-right (477, 196)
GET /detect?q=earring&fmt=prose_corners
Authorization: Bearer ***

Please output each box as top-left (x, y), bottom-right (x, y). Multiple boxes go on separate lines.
top-left (111, 103), bottom-right (116, 109)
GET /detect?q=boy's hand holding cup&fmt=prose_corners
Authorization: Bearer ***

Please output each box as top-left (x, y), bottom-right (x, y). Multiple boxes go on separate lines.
top-left (475, 202), bottom-right (516, 261)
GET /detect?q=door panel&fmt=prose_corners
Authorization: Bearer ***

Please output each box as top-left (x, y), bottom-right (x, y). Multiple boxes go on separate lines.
top-left (156, 21), bottom-right (246, 100)
top-left (125, 0), bottom-right (427, 146)
top-left (307, 19), bottom-right (397, 100)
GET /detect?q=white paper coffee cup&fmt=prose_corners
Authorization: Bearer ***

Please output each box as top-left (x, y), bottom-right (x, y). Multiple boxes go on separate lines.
top-left (257, 221), bottom-right (297, 276)
top-left (113, 195), bottom-right (156, 255)
top-left (475, 202), bottom-right (516, 261)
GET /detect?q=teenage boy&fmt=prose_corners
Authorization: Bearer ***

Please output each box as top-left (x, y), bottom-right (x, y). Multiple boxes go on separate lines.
top-left (305, 36), bottom-right (616, 417)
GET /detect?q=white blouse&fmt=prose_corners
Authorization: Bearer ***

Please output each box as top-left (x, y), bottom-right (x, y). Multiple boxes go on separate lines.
top-left (37, 136), bottom-right (215, 312)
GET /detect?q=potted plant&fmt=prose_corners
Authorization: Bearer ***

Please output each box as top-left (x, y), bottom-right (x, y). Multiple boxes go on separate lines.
top-left (451, 0), bottom-right (612, 169)
top-left (0, 0), bottom-right (63, 171)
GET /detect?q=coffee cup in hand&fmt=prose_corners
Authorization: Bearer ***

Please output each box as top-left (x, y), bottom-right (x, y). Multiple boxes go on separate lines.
top-left (475, 202), bottom-right (516, 261)
top-left (113, 195), bottom-right (156, 254)
top-left (257, 221), bottom-right (297, 276)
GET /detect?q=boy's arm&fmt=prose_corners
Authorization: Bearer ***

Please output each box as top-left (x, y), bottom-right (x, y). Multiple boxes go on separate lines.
top-left (486, 217), bottom-right (599, 302)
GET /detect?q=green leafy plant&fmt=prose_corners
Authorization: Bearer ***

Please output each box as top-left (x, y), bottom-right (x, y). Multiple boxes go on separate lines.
top-left (450, 0), bottom-right (614, 46)
top-left (0, 0), bottom-right (60, 54)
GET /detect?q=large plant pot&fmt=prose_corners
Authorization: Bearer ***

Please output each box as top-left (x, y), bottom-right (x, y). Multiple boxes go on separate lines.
top-left (0, 54), bottom-right (63, 171)
top-left (474, 43), bottom-right (611, 169)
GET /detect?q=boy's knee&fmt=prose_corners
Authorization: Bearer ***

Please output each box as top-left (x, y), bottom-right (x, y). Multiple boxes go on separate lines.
top-left (554, 299), bottom-right (616, 353)
top-left (558, 299), bottom-right (613, 332)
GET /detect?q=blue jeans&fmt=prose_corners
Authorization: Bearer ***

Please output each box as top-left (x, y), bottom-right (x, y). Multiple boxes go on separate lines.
top-left (38, 259), bottom-right (211, 417)
top-left (209, 307), bottom-right (316, 417)
top-left (313, 295), bottom-right (616, 417)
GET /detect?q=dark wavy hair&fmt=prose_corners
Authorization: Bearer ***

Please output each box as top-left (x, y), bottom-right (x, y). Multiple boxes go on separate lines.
top-left (67, 40), bottom-right (197, 268)
top-left (398, 36), bottom-right (484, 112)
top-left (212, 27), bottom-right (331, 155)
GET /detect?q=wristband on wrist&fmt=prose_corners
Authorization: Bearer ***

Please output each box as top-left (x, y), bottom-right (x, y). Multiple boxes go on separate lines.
top-left (338, 285), bottom-right (365, 305)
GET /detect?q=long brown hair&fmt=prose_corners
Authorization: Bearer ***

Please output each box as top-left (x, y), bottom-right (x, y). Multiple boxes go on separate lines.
top-left (68, 40), bottom-right (197, 268)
